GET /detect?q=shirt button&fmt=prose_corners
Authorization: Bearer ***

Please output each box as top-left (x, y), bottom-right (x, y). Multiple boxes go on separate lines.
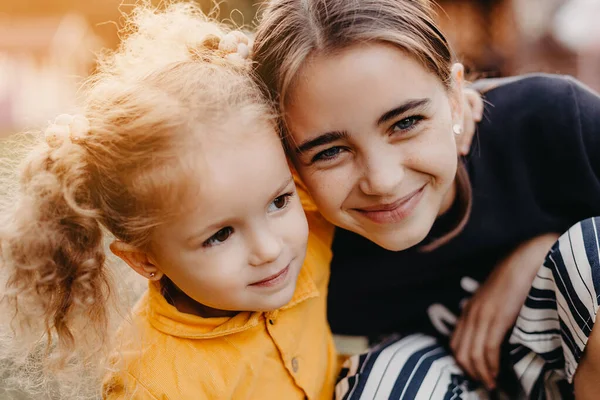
top-left (269, 319), bottom-right (275, 325)
top-left (291, 357), bottom-right (299, 373)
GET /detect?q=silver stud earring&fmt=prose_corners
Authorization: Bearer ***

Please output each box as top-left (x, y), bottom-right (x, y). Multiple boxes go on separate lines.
top-left (149, 272), bottom-right (156, 278)
top-left (453, 124), bottom-right (463, 135)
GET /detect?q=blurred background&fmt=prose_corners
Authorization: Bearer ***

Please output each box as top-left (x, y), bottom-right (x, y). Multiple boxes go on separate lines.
top-left (0, 0), bottom-right (599, 398)
top-left (0, 0), bottom-right (599, 139)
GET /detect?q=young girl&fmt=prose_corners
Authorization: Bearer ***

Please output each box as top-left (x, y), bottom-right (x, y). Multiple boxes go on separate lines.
top-left (252, 0), bottom-right (600, 398)
top-left (0, 4), bottom-right (338, 399)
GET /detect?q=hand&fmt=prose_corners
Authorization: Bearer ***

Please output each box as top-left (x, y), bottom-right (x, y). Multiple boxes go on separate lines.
top-left (457, 88), bottom-right (484, 156)
top-left (450, 233), bottom-right (560, 390)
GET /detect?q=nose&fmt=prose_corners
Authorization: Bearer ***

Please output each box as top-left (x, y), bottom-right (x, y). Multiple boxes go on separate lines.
top-left (248, 224), bottom-right (283, 267)
top-left (358, 153), bottom-right (405, 196)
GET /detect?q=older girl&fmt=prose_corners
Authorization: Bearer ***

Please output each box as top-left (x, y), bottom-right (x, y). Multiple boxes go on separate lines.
top-left (253, 0), bottom-right (600, 398)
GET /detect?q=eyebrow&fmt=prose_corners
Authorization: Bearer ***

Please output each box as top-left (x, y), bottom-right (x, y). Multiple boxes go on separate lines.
top-left (294, 99), bottom-right (430, 155)
top-left (377, 99), bottom-right (431, 126)
top-left (295, 131), bottom-right (348, 155)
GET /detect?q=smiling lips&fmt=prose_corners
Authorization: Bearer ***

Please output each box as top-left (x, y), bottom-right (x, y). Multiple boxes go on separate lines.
top-left (250, 264), bottom-right (290, 287)
top-left (354, 184), bottom-right (426, 224)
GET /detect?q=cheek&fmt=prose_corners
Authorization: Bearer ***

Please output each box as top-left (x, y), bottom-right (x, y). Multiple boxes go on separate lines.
top-left (180, 264), bottom-right (246, 306)
top-left (296, 167), bottom-right (353, 214)
top-left (284, 198), bottom-right (310, 246)
top-left (407, 120), bottom-right (457, 182)
top-left (160, 248), bottom-right (244, 292)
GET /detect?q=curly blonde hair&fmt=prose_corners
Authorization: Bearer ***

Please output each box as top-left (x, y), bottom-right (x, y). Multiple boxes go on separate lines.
top-left (0, 1), bottom-right (272, 392)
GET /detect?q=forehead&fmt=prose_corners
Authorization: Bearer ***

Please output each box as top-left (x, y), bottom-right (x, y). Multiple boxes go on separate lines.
top-left (173, 116), bottom-right (289, 213)
top-left (287, 43), bottom-right (446, 128)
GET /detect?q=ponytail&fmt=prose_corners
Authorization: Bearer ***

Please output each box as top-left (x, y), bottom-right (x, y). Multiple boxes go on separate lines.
top-left (1, 130), bottom-right (111, 364)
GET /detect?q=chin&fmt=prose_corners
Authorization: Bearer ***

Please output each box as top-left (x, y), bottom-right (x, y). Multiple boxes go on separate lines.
top-left (264, 285), bottom-right (297, 311)
top-left (367, 226), bottom-right (430, 251)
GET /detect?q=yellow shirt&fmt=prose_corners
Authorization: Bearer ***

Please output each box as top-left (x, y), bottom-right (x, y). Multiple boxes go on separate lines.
top-left (102, 181), bottom-right (337, 399)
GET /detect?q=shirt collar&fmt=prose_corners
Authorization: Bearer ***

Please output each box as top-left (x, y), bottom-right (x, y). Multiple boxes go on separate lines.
top-left (146, 264), bottom-right (319, 339)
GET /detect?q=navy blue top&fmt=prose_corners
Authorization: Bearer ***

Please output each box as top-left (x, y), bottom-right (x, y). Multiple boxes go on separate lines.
top-left (327, 74), bottom-right (600, 338)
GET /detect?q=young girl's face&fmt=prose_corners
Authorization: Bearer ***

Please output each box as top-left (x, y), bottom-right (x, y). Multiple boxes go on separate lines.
top-left (149, 114), bottom-right (309, 313)
top-left (285, 43), bottom-right (461, 251)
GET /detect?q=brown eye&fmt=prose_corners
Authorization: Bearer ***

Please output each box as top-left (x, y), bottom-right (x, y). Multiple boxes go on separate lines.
top-left (215, 228), bottom-right (232, 241)
top-left (269, 194), bottom-right (292, 212)
top-left (274, 195), bottom-right (288, 209)
top-left (203, 227), bottom-right (233, 247)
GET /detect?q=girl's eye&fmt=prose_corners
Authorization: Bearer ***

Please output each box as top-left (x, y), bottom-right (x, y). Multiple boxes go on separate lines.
top-left (268, 193), bottom-right (293, 212)
top-left (203, 227), bottom-right (233, 247)
top-left (312, 146), bottom-right (344, 163)
top-left (392, 116), bottom-right (423, 132)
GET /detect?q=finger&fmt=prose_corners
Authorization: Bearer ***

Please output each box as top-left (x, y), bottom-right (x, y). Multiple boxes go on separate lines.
top-left (458, 116), bottom-right (475, 156)
top-left (451, 301), bottom-right (470, 351)
top-left (454, 312), bottom-right (480, 381)
top-left (457, 89), bottom-right (481, 155)
top-left (471, 313), bottom-right (496, 390)
top-left (484, 322), bottom-right (506, 383)
top-left (451, 315), bottom-right (465, 352)
top-left (465, 89), bottom-right (484, 121)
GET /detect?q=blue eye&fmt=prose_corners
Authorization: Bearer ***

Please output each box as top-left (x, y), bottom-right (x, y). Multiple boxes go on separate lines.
top-left (203, 227), bottom-right (233, 247)
top-left (268, 193), bottom-right (292, 212)
top-left (312, 146), bottom-right (343, 162)
top-left (392, 116), bottom-right (423, 132)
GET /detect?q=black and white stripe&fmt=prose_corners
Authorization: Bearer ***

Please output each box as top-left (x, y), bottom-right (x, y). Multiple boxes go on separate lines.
top-left (335, 218), bottom-right (600, 400)
top-left (335, 334), bottom-right (488, 400)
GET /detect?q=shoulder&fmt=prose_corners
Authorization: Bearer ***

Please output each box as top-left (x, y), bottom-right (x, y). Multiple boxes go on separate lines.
top-left (477, 74), bottom-right (600, 149)
top-left (104, 304), bottom-right (226, 398)
top-left (104, 331), bottom-right (230, 399)
top-left (483, 73), bottom-right (581, 115)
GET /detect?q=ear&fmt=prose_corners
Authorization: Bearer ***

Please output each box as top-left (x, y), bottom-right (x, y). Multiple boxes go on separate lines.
top-left (109, 240), bottom-right (164, 281)
top-left (449, 63), bottom-right (465, 127)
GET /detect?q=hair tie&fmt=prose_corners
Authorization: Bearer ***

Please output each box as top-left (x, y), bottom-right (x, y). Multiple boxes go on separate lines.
top-left (44, 114), bottom-right (90, 147)
top-left (218, 31), bottom-right (252, 62)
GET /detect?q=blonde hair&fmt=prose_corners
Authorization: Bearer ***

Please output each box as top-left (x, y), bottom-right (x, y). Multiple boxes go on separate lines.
top-left (0, 1), bottom-right (272, 388)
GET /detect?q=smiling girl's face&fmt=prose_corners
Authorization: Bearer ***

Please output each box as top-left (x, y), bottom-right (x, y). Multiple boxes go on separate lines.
top-left (146, 111), bottom-right (309, 314)
top-left (285, 43), bottom-right (463, 251)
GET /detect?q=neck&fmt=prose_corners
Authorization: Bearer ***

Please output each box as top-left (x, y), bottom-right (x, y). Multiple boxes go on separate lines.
top-left (162, 280), bottom-right (237, 318)
top-left (438, 175), bottom-right (457, 217)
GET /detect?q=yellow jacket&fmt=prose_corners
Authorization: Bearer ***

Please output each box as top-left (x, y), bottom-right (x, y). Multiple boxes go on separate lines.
top-left (103, 182), bottom-right (337, 399)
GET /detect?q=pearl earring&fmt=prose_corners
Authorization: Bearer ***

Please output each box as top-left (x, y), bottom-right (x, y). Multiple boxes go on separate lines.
top-left (453, 124), bottom-right (463, 135)
top-left (149, 272), bottom-right (156, 278)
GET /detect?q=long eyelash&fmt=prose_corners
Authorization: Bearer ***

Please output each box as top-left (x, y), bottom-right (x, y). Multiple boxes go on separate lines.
top-left (202, 227), bottom-right (233, 248)
top-left (392, 115), bottom-right (425, 133)
top-left (311, 146), bottom-right (345, 164)
top-left (275, 192), bottom-right (293, 203)
top-left (280, 192), bottom-right (295, 204)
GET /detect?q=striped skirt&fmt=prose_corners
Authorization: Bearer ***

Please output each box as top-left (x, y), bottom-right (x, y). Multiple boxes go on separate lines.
top-left (335, 218), bottom-right (600, 400)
